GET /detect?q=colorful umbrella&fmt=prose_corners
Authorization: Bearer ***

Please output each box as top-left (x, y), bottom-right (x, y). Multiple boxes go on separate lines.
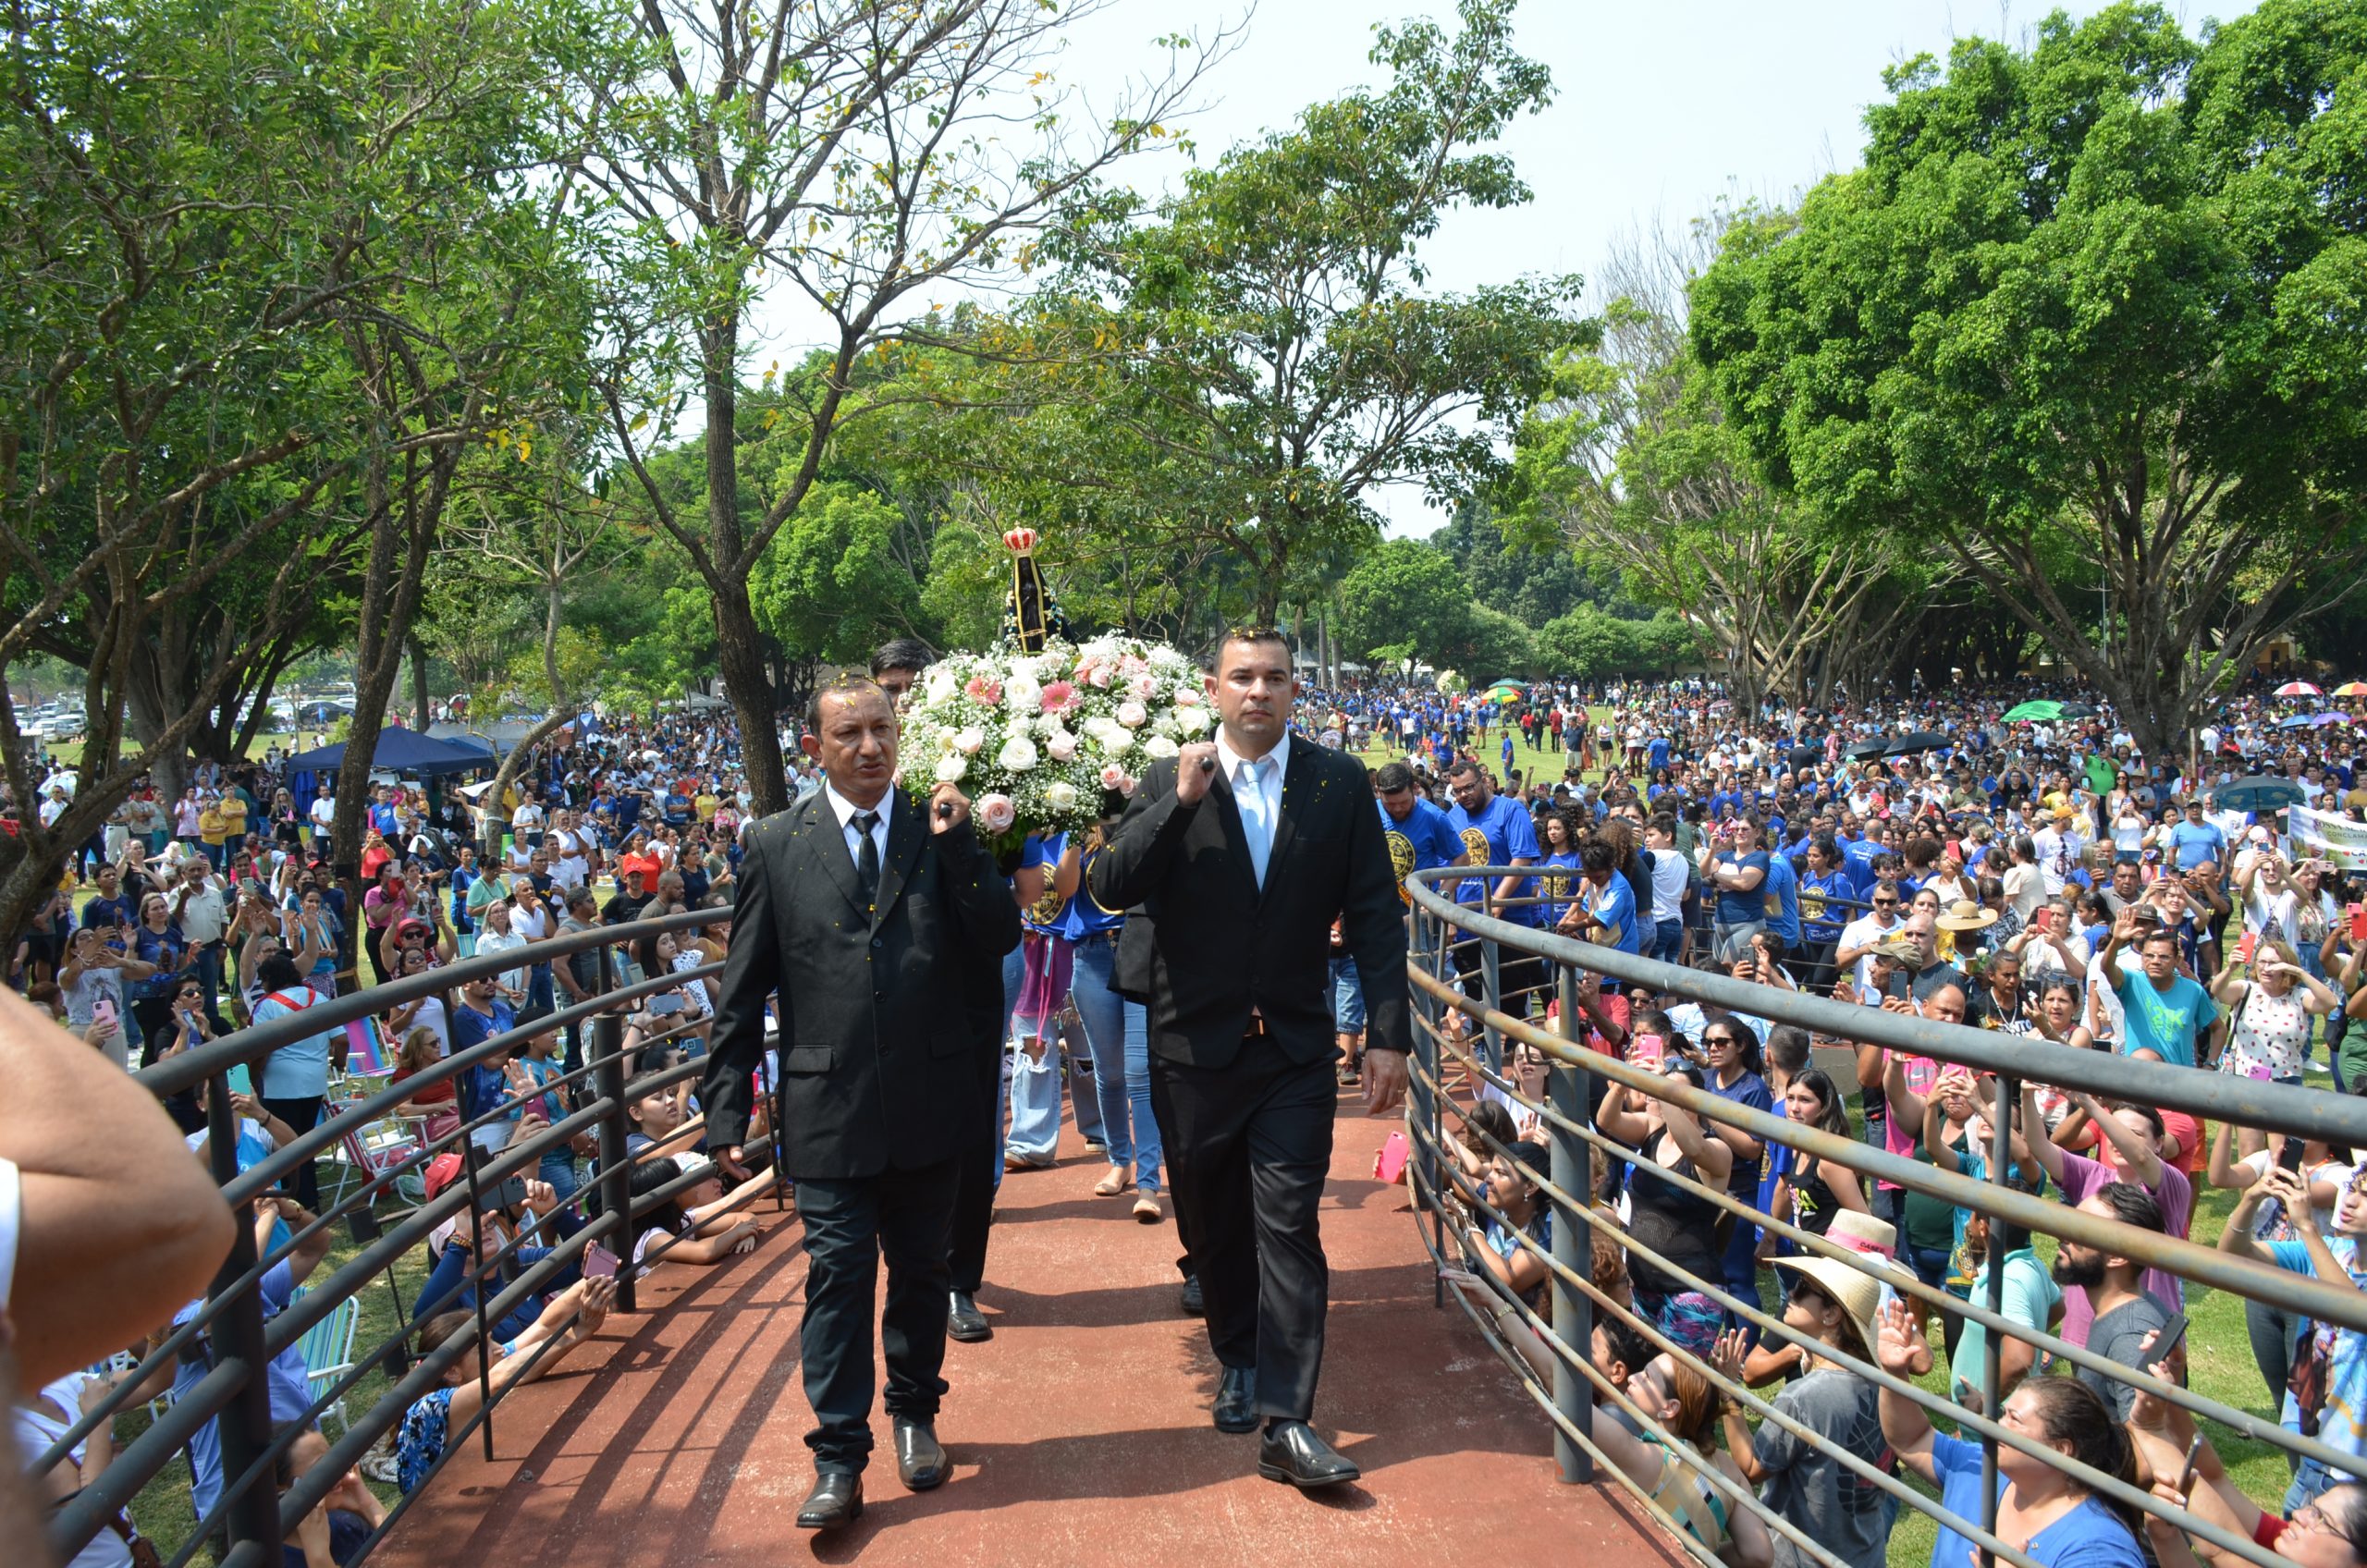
top-left (2336, 682), bottom-right (2367, 698)
top-left (2317, 712), bottom-right (2352, 726)
top-left (2275, 680), bottom-right (2324, 697)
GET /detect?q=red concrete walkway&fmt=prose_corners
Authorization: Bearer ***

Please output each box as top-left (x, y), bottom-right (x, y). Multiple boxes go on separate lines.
top-left (377, 1089), bottom-right (1682, 1568)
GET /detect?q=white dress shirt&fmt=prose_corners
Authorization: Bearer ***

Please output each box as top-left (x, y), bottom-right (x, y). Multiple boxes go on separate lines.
top-left (1215, 729), bottom-right (1289, 887)
top-left (822, 780), bottom-right (894, 871)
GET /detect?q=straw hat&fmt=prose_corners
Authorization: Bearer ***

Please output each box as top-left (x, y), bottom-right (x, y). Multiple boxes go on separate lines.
top-left (1772, 1211), bottom-right (1912, 1362)
top-left (1936, 899), bottom-right (1999, 933)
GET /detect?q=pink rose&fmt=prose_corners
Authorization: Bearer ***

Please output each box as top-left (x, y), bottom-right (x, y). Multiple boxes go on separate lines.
top-left (963, 674), bottom-right (1003, 706)
top-left (1128, 672), bottom-right (1158, 700)
top-left (1099, 763), bottom-right (1131, 793)
top-left (1116, 700), bottom-right (1148, 729)
top-left (1119, 655), bottom-right (1148, 677)
top-left (1046, 729), bottom-right (1079, 762)
top-left (976, 793), bottom-right (1017, 834)
top-left (1040, 680), bottom-right (1079, 715)
top-left (1085, 663), bottom-right (1113, 689)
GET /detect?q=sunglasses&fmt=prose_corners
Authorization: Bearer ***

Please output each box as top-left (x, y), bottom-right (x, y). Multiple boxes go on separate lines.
top-left (1873, 898), bottom-right (1898, 907)
top-left (1703, 1035), bottom-right (1738, 1047)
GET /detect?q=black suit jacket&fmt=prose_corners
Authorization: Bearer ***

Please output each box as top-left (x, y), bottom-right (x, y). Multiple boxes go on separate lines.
top-left (1089, 736), bottom-right (1408, 1071)
top-left (702, 789), bottom-right (1022, 1179)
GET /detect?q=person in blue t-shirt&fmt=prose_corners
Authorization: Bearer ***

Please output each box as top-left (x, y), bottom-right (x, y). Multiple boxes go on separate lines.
top-left (1444, 760), bottom-right (1543, 1018)
top-left (2168, 799), bottom-right (2227, 874)
top-left (1876, 1298), bottom-right (2145, 1568)
top-left (1708, 819), bottom-right (1773, 962)
top-left (1561, 841), bottom-right (1639, 957)
top-left (1761, 846), bottom-right (1802, 956)
top-left (1797, 836), bottom-right (1853, 989)
top-left (1374, 761), bottom-right (1467, 900)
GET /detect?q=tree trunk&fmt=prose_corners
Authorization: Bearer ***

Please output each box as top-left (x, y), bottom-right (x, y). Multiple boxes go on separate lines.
top-left (715, 588), bottom-right (788, 815)
top-left (410, 634), bottom-right (432, 729)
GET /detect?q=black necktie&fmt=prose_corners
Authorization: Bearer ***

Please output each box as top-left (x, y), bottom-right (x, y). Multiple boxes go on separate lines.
top-left (852, 810), bottom-right (880, 911)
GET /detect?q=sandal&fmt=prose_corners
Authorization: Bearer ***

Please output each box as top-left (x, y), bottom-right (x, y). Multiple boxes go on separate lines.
top-left (1093, 1169), bottom-right (1132, 1197)
top-left (1133, 1193), bottom-right (1162, 1223)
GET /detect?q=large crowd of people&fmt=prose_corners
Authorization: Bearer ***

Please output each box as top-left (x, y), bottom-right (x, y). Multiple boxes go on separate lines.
top-left (13, 649), bottom-right (2367, 1566)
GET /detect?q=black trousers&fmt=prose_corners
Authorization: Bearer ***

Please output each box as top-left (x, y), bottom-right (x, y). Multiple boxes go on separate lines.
top-left (259, 1095), bottom-right (325, 1210)
top-left (946, 1048), bottom-right (1000, 1294)
top-left (1150, 1043), bottom-right (1336, 1422)
top-left (793, 1157), bottom-right (959, 1474)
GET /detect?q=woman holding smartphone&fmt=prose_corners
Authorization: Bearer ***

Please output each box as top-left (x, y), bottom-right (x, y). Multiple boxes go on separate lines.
top-left (2214, 937), bottom-right (2339, 1083)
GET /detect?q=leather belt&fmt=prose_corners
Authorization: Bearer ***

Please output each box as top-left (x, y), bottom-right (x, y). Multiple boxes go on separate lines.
top-left (1243, 1014), bottom-right (1272, 1040)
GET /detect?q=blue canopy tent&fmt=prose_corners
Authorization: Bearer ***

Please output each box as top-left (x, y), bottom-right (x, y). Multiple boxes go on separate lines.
top-left (286, 729), bottom-right (494, 826)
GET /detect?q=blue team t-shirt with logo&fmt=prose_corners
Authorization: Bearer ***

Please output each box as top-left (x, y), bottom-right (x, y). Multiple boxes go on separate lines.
top-left (1447, 793), bottom-right (1543, 925)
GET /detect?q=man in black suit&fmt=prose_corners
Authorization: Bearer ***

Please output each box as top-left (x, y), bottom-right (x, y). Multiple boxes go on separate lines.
top-left (704, 676), bottom-right (1022, 1530)
top-left (1090, 628), bottom-right (1409, 1488)
top-left (870, 635), bottom-right (1018, 1347)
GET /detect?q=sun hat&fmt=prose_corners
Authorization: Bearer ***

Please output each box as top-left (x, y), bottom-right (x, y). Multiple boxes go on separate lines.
top-left (1772, 1211), bottom-right (1912, 1363)
top-left (1936, 899), bottom-right (2000, 933)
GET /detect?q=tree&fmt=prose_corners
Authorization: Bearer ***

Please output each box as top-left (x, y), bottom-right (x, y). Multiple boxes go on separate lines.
top-left (1028, 0), bottom-right (1588, 625)
top-left (1690, 0), bottom-right (2367, 756)
top-left (747, 482), bottom-right (927, 706)
top-left (582, 0), bottom-right (1223, 814)
top-left (1430, 503), bottom-right (1613, 626)
top-left (1510, 216), bottom-right (1946, 712)
top-left (0, 0), bottom-right (599, 946)
top-left (1335, 538), bottom-right (1475, 671)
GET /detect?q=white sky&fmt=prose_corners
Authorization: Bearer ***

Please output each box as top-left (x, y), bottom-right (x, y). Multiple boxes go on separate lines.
top-left (749, 0), bottom-right (2254, 537)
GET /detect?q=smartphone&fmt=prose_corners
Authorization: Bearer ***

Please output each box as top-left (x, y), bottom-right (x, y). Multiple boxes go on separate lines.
top-left (2240, 930), bottom-right (2260, 964)
top-left (2351, 903), bottom-right (2367, 943)
top-left (92, 998), bottom-right (117, 1029)
top-left (1631, 1033), bottom-right (1665, 1068)
top-left (583, 1243), bottom-right (619, 1280)
top-left (2034, 908), bottom-right (2054, 934)
top-left (496, 1175), bottom-right (529, 1210)
top-left (2177, 1430), bottom-right (2206, 1492)
top-left (2278, 1134), bottom-right (2310, 1174)
top-left (2152, 1312), bottom-right (2190, 1369)
top-left (647, 990), bottom-right (686, 1018)
top-left (1885, 969), bottom-right (1911, 1002)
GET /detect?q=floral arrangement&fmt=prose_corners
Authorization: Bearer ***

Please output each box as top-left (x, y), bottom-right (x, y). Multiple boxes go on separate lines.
top-left (1436, 668), bottom-right (1466, 694)
top-left (900, 633), bottom-right (1215, 847)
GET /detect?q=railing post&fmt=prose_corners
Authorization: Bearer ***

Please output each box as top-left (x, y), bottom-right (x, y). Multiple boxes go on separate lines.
top-left (1479, 882), bottom-right (1503, 1077)
top-left (595, 1009), bottom-right (635, 1315)
top-left (460, 1134), bottom-right (497, 1462)
top-left (1410, 905), bottom-right (1441, 1309)
top-left (1979, 1070), bottom-right (2018, 1568)
top-left (209, 1068), bottom-right (283, 1562)
top-left (1551, 964), bottom-right (1596, 1483)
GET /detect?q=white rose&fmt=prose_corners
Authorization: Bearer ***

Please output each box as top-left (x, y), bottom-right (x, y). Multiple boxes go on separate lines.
top-left (1004, 675), bottom-right (1043, 713)
top-left (1117, 700), bottom-right (1148, 729)
top-left (1043, 780), bottom-right (1079, 813)
top-left (925, 670), bottom-right (959, 703)
top-left (998, 734), bottom-right (1040, 772)
top-left (1143, 734), bottom-right (1180, 760)
top-left (1101, 728), bottom-right (1135, 754)
top-left (954, 727), bottom-right (986, 755)
top-left (976, 792), bottom-right (1018, 834)
top-left (935, 753), bottom-right (967, 783)
top-left (1148, 711), bottom-right (1178, 739)
top-left (1172, 704), bottom-right (1214, 732)
top-left (1046, 729), bottom-right (1078, 762)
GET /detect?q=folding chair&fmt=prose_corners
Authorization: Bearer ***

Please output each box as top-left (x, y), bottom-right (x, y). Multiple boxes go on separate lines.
top-left (325, 1112), bottom-right (428, 1215)
top-left (295, 1295), bottom-right (360, 1435)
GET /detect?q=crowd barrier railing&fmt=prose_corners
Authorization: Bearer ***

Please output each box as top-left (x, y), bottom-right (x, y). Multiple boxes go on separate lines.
top-left (1405, 865), bottom-right (2367, 1568)
top-left (43, 909), bottom-right (767, 1568)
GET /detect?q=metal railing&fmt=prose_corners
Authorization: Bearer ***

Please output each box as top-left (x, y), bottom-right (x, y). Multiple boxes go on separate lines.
top-left (43, 909), bottom-right (770, 1568)
top-left (1408, 865), bottom-right (2367, 1568)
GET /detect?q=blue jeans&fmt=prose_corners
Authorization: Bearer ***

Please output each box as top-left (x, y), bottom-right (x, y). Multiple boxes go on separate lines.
top-left (1330, 955), bottom-right (1366, 1034)
top-left (1650, 918), bottom-right (1684, 964)
top-left (1073, 933), bottom-right (1160, 1192)
top-left (992, 944), bottom-right (1023, 1191)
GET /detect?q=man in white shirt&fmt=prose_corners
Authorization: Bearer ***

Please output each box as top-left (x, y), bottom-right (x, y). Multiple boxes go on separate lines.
top-left (170, 859), bottom-right (230, 1017)
top-left (307, 786), bottom-right (336, 845)
top-left (2032, 808), bottom-right (2087, 896)
top-left (1834, 884), bottom-right (1907, 993)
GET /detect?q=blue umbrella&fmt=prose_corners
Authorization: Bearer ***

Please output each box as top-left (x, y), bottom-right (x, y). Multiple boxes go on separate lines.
top-left (2279, 712), bottom-right (2320, 729)
top-left (2215, 776), bottom-right (2307, 812)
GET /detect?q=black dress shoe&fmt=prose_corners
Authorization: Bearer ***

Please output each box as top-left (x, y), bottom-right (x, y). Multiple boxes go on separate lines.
top-left (1258, 1421), bottom-right (1360, 1488)
top-left (1180, 1273), bottom-right (1204, 1317)
top-left (894, 1418), bottom-right (948, 1491)
top-left (947, 1290), bottom-right (991, 1342)
top-left (795, 1471), bottom-right (863, 1528)
top-left (1213, 1366), bottom-right (1258, 1433)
